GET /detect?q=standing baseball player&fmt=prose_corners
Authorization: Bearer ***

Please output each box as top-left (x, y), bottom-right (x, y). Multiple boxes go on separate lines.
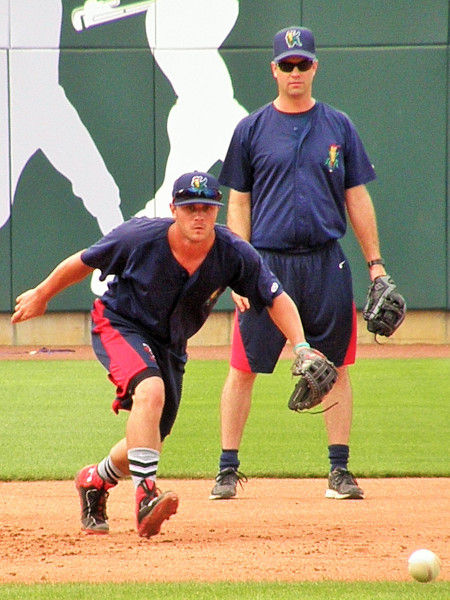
top-left (209, 26), bottom-right (403, 501)
top-left (11, 170), bottom-right (334, 538)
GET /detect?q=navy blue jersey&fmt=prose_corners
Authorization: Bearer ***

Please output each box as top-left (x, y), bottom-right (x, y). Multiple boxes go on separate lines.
top-left (219, 102), bottom-right (377, 251)
top-left (81, 217), bottom-right (282, 347)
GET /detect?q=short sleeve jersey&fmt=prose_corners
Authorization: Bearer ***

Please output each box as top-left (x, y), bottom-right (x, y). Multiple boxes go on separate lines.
top-left (81, 218), bottom-right (283, 346)
top-left (219, 101), bottom-right (377, 251)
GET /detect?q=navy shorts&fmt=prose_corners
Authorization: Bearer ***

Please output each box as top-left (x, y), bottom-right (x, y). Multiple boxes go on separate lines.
top-left (231, 241), bottom-right (357, 373)
top-left (91, 299), bottom-right (187, 440)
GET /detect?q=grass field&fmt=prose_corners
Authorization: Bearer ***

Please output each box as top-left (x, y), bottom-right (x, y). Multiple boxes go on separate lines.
top-left (0, 581), bottom-right (448, 599)
top-left (1, 358), bottom-right (449, 479)
top-left (0, 357), bottom-right (448, 598)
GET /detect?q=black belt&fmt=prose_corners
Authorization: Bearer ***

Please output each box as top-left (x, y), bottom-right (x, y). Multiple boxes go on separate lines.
top-left (256, 239), bottom-right (336, 255)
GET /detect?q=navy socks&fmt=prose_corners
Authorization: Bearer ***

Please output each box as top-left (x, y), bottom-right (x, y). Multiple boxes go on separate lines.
top-left (219, 449), bottom-right (240, 472)
top-left (328, 444), bottom-right (349, 472)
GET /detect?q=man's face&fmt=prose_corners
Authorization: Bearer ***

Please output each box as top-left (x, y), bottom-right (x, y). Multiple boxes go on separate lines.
top-left (171, 203), bottom-right (220, 243)
top-left (271, 57), bottom-right (318, 99)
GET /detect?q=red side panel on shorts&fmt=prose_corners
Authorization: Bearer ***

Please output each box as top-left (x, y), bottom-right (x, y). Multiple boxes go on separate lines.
top-left (342, 302), bottom-right (357, 366)
top-left (92, 299), bottom-right (148, 397)
top-left (230, 310), bottom-right (252, 373)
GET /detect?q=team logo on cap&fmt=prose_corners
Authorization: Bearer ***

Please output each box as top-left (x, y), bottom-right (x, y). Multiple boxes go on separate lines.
top-left (191, 175), bottom-right (208, 190)
top-left (285, 29), bottom-right (303, 49)
top-left (325, 144), bottom-right (341, 172)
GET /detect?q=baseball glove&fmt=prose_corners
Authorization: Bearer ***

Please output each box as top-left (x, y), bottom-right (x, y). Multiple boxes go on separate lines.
top-left (288, 348), bottom-right (338, 412)
top-left (363, 275), bottom-right (406, 337)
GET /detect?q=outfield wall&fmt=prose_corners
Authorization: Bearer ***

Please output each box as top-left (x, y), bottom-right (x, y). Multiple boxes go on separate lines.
top-left (1, 2), bottom-right (449, 329)
top-left (3, 310), bottom-right (450, 347)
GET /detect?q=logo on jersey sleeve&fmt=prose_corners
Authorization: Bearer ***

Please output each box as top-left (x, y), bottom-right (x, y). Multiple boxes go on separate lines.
top-left (285, 29), bottom-right (303, 49)
top-left (325, 144), bottom-right (341, 172)
top-left (271, 282), bottom-right (279, 294)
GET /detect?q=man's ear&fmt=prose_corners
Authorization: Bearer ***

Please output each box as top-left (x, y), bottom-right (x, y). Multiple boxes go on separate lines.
top-left (270, 61), bottom-right (278, 80)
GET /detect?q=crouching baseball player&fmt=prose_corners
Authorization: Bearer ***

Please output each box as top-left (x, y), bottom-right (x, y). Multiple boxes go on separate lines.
top-left (11, 171), bottom-right (336, 538)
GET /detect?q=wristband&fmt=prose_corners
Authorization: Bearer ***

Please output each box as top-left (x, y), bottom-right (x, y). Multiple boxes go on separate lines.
top-left (294, 342), bottom-right (310, 353)
top-left (367, 258), bottom-right (385, 268)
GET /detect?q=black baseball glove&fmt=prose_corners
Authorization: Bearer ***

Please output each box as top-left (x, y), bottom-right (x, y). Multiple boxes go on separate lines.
top-left (363, 275), bottom-right (406, 337)
top-left (288, 348), bottom-right (338, 412)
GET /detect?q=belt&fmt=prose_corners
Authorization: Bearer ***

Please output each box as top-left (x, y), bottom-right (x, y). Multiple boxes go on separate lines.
top-left (257, 239), bottom-right (336, 255)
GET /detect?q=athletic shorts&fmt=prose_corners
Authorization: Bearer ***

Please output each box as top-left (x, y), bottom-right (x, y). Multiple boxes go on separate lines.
top-left (91, 299), bottom-right (187, 440)
top-left (231, 241), bottom-right (357, 373)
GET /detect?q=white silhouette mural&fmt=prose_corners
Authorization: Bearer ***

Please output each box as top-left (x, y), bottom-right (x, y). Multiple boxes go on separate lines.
top-left (3, 0), bottom-right (247, 297)
top-left (72, 0), bottom-right (248, 218)
top-left (0, 57), bottom-right (7, 231)
top-left (72, 0), bottom-right (154, 29)
top-left (0, 0), bottom-right (11, 230)
top-left (1, 0), bottom-right (124, 234)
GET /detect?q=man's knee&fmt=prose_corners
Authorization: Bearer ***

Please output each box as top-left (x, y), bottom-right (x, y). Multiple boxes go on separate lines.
top-left (133, 376), bottom-right (165, 410)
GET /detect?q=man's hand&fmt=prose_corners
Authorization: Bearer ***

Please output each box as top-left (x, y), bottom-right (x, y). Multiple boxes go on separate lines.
top-left (231, 291), bottom-right (250, 313)
top-left (11, 289), bottom-right (48, 324)
top-left (288, 347), bottom-right (338, 412)
top-left (363, 275), bottom-right (406, 337)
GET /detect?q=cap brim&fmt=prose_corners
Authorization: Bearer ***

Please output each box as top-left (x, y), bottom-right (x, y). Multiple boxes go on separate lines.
top-left (173, 199), bottom-right (224, 207)
top-left (274, 50), bottom-right (316, 62)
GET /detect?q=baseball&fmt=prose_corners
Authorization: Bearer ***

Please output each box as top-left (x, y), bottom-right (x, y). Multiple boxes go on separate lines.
top-left (408, 549), bottom-right (441, 582)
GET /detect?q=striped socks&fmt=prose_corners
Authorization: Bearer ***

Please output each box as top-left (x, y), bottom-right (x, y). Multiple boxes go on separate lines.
top-left (128, 447), bottom-right (160, 488)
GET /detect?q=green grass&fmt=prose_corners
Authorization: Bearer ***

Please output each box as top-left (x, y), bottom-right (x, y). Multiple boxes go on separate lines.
top-left (1, 358), bottom-right (449, 480)
top-left (0, 582), bottom-right (449, 599)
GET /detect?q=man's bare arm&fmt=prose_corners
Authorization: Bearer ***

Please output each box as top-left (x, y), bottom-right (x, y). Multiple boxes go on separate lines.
top-left (11, 251), bottom-right (94, 323)
top-left (227, 189), bottom-right (252, 311)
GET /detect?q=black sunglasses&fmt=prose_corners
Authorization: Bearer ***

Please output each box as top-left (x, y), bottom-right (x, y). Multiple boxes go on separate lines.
top-left (277, 60), bottom-right (314, 73)
top-left (174, 187), bottom-right (223, 201)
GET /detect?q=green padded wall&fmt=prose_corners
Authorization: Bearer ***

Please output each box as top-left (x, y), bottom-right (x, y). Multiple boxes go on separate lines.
top-left (1, 0), bottom-right (449, 312)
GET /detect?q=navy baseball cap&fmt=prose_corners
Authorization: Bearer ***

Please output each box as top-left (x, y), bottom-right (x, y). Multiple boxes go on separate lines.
top-left (172, 171), bottom-right (224, 207)
top-left (273, 26), bottom-right (316, 63)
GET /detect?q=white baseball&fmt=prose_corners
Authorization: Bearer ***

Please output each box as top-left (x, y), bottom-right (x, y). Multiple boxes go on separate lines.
top-left (408, 549), bottom-right (441, 582)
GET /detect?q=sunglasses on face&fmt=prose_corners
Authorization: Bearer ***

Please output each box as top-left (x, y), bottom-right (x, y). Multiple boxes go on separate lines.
top-left (174, 187), bottom-right (223, 201)
top-left (277, 60), bottom-right (314, 73)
